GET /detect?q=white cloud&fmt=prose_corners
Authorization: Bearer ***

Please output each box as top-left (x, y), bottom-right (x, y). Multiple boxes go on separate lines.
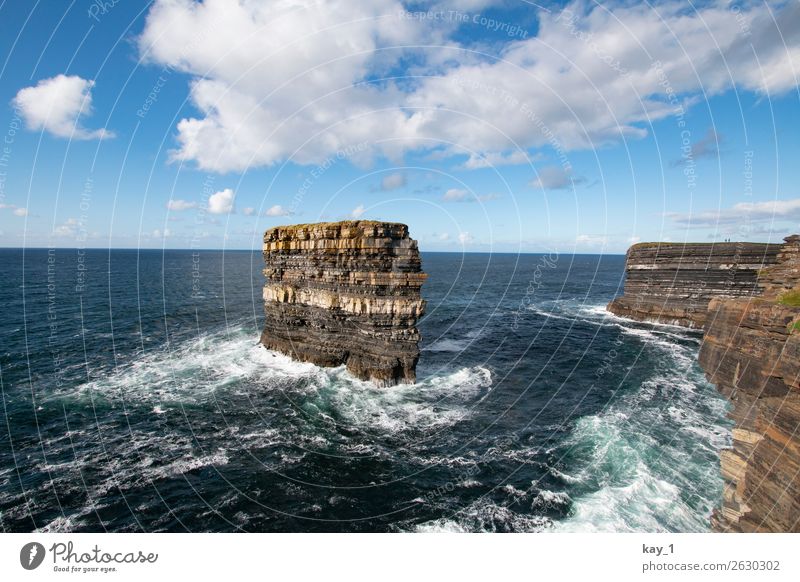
top-left (438, 232), bottom-right (451, 241)
top-left (167, 199), bottom-right (198, 211)
top-left (151, 228), bottom-right (172, 238)
top-left (380, 172), bottom-right (406, 191)
top-left (1, 203), bottom-right (29, 216)
top-left (265, 205), bottom-right (291, 217)
top-left (242, 207), bottom-right (256, 216)
top-left (208, 188), bottom-right (235, 214)
top-left (443, 188), bottom-right (469, 202)
top-left (530, 166), bottom-right (584, 190)
top-left (351, 204), bottom-right (366, 218)
top-left (461, 151), bottom-right (534, 169)
top-left (53, 218), bottom-right (79, 237)
top-left (138, 0), bottom-right (800, 173)
top-left (442, 188), bottom-right (500, 203)
top-left (667, 198), bottom-right (800, 228)
top-left (13, 75), bottom-right (112, 140)
top-left (458, 231), bottom-right (473, 244)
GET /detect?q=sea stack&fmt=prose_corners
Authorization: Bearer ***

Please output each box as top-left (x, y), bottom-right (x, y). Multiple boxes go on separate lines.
top-left (259, 220), bottom-right (427, 386)
top-left (607, 241), bottom-right (783, 328)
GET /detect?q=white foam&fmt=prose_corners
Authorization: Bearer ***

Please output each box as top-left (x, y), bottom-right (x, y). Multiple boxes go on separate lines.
top-left (549, 467), bottom-right (582, 484)
top-left (552, 352), bottom-right (730, 533)
top-left (50, 326), bottom-right (493, 443)
top-left (530, 301), bottom-right (703, 352)
top-left (317, 366), bottom-right (493, 435)
top-left (35, 515), bottom-right (82, 533)
top-left (532, 489), bottom-right (571, 510)
top-left (414, 499), bottom-right (552, 532)
top-left (500, 484), bottom-right (529, 498)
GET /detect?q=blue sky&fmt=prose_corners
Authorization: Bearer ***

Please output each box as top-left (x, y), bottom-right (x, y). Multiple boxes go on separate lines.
top-left (0, 0), bottom-right (798, 253)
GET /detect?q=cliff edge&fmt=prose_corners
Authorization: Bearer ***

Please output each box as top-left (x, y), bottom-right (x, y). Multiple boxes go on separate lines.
top-left (259, 220), bottom-right (427, 386)
top-left (607, 241), bottom-right (782, 328)
top-left (699, 235), bottom-right (800, 532)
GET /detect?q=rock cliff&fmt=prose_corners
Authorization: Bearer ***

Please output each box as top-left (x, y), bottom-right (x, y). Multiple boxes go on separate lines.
top-left (607, 241), bottom-right (782, 328)
top-left (699, 235), bottom-right (800, 532)
top-left (259, 220), bottom-right (427, 386)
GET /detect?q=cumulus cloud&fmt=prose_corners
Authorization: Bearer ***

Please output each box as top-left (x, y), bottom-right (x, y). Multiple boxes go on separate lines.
top-left (208, 188), bottom-right (235, 214)
top-left (138, 0), bottom-right (800, 173)
top-left (667, 198), bottom-right (800, 228)
top-left (13, 207), bottom-right (28, 216)
top-left (167, 199), bottom-right (197, 211)
top-left (13, 74), bottom-right (112, 140)
top-left (458, 231), bottom-right (473, 244)
top-left (151, 228), bottom-right (172, 238)
top-left (265, 205), bottom-right (291, 217)
top-left (529, 166), bottom-right (584, 190)
top-left (242, 207), bottom-right (256, 216)
top-left (350, 204), bottom-right (366, 218)
top-left (380, 172), bottom-right (406, 191)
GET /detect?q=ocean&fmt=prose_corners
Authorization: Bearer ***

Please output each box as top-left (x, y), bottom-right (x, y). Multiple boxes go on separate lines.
top-left (0, 248), bottom-right (730, 532)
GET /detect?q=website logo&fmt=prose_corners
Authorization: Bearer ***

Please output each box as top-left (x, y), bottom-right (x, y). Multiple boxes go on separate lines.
top-left (20, 542), bottom-right (46, 570)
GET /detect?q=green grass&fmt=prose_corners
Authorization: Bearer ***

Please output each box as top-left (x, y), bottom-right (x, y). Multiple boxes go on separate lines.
top-left (789, 320), bottom-right (800, 334)
top-left (778, 289), bottom-right (800, 307)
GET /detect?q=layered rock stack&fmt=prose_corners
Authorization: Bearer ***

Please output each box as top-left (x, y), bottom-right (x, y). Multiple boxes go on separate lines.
top-left (259, 220), bottom-right (427, 386)
top-left (607, 241), bottom-right (782, 328)
top-left (699, 235), bottom-right (800, 532)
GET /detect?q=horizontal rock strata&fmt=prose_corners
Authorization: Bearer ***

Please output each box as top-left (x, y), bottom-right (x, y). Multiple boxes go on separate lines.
top-left (699, 235), bottom-right (800, 532)
top-left (259, 220), bottom-right (426, 386)
top-left (607, 241), bottom-right (782, 328)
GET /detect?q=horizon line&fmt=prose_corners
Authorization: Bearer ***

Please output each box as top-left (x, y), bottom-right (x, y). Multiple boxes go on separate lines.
top-left (0, 246), bottom-right (628, 256)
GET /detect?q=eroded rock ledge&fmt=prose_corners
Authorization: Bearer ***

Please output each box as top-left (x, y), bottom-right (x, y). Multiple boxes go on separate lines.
top-left (607, 241), bottom-right (782, 328)
top-left (699, 236), bottom-right (800, 532)
top-left (259, 220), bottom-right (426, 386)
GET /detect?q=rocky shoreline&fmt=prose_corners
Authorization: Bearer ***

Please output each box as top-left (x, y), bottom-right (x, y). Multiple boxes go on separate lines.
top-left (610, 235), bottom-right (800, 532)
top-left (699, 236), bottom-right (800, 532)
top-left (259, 220), bottom-right (426, 386)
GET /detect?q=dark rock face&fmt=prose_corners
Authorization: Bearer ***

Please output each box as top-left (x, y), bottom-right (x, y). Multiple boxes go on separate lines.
top-left (699, 236), bottom-right (800, 532)
top-left (259, 220), bottom-right (426, 386)
top-left (607, 242), bottom-right (782, 328)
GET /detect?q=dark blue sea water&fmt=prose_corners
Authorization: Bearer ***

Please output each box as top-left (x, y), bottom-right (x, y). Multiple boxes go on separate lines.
top-left (0, 248), bottom-right (729, 532)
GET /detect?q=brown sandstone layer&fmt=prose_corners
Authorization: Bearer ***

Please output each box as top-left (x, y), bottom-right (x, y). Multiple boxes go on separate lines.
top-left (607, 241), bottom-right (782, 328)
top-left (259, 220), bottom-right (426, 386)
top-left (699, 236), bottom-right (800, 532)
